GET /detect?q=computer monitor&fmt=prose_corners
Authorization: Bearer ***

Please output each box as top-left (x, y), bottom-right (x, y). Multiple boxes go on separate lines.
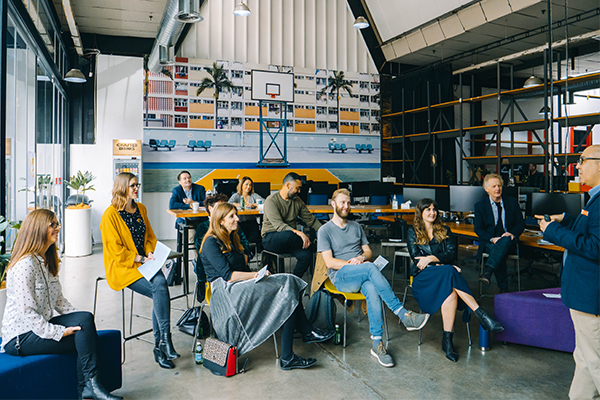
top-left (502, 186), bottom-right (519, 200)
top-left (350, 181), bottom-right (371, 198)
top-left (369, 182), bottom-right (394, 197)
top-left (213, 179), bottom-right (238, 197)
top-left (449, 185), bottom-right (488, 213)
top-left (253, 182), bottom-right (271, 199)
top-left (403, 187), bottom-right (436, 207)
top-left (435, 187), bottom-right (450, 211)
top-left (311, 182), bottom-right (338, 199)
top-left (531, 192), bottom-right (584, 217)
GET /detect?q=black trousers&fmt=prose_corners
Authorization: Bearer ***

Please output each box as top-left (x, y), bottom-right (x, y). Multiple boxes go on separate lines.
top-left (3, 311), bottom-right (98, 388)
top-left (482, 236), bottom-right (517, 290)
top-left (262, 230), bottom-right (316, 278)
top-left (280, 302), bottom-right (312, 360)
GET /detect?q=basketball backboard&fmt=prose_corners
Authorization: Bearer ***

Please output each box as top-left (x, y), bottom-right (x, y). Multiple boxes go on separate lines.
top-left (251, 70), bottom-right (294, 102)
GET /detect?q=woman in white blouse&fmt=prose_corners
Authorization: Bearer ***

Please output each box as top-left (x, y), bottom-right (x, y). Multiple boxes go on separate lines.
top-left (0, 209), bottom-right (121, 400)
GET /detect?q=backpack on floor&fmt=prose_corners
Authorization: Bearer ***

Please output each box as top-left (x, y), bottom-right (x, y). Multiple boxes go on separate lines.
top-left (305, 289), bottom-right (336, 331)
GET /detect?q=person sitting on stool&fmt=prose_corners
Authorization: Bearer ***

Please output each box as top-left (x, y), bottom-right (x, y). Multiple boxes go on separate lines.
top-left (169, 170), bottom-right (206, 230)
top-left (261, 172), bottom-right (321, 278)
top-left (475, 173), bottom-right (524, 292)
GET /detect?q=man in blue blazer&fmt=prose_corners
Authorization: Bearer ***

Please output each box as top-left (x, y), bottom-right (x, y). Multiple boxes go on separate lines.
top-left (169, 170), bottom-right (206, 229)
top-left (474, 173), bottom-right (524, 292)
top-left (538, 145), bottom-right (600, 399)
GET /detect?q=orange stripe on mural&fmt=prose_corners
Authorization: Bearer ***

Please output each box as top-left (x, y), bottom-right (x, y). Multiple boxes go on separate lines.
top-left (195, 169), bottom-right (341, 191)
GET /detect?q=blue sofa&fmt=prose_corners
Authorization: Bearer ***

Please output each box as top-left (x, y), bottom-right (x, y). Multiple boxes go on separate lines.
top-left (0, 329), bottom-right (122, 399)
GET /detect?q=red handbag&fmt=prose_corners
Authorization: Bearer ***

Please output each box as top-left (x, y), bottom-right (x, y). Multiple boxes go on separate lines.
top-left (203, 337), bottom-right (238, 377)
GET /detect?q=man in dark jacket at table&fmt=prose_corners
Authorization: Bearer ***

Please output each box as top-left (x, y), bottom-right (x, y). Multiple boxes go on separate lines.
top-left (538, 145), bottom-right (600, 399)
top-left (474, 173), bottom-right (524, 292)
top-left (169, 170), bottom-right (206, 229)
top-left (262, 172), bottom-right (322, 278)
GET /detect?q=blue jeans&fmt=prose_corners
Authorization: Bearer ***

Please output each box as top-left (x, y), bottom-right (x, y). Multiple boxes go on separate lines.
top-left (332, 263), bottom-right (403, 339)
top-left (128, 272), bottom-right (171, 345)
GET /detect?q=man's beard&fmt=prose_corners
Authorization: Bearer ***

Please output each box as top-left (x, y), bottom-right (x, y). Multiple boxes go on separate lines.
top-left (335, 205), bottom-right (349, 218)
top-left (288, 189), bottom-right (298, 200)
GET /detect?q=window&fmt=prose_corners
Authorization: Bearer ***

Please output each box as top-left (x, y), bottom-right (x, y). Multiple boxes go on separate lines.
top-left (328, 108), bottom-right (337, 115)
top-left (306, 105), bottom-right (315, 110)
top-left (190, 115), bottom-right (200, 120)
top-left (245, 117), bottom-right (257, 121)
top-left (371, 110), bottom-right (379, 117)
top-left (287, 105), bottom-right (294, 113)
top-left (316, 77), bottom-right (327, 85)
top-left (287, 120), bottom-right (294, 127)
top-left (175, 82), bottom-right (188, 91)
top-left (371, 95), bottom-right (379, 104)
top-left (295, 75), bottom-right (305, 80)
top-left (175, 115), bottom-right (188, 123)
top-left (231, 117), bottom-right (242, 125)
top-left (360, 82), bottom-right (369, 89)
top-left (360, 95), bottom-right (369, 103)
top-left (317, 106), bottom-right (327, 115)
top-left (217, 101), bottom-right (228, 109)
top-left (350, 108), bottom-right (358, 112)
top-left (174, 98), bottom-right (188, 107)
top-left (190, 66), bottom-right (203, 71)
top-left (360, 109), bottom-right (370, 117)
top-left (231, 70), bottom-right (243, 79)
top-left (203, 99), bottom-right (214, 104)
top-left (203, 115), bottom-right (214, 120)
top-left (372, 123), bottom-right (380, 131)
top-left (329, 122), bottom-right (338, 129)
top-left (190, 82), bottom-right (201, 87)
top-left (317, 121), bottom-right (327, 129)
top-left (245, 101), bottom-right (257, 107)
top-left (231, 101), bottom-right (242, 110)
top-left (371, 83), bottom-right (379, 90)
top-left (295, 105), bottom-right (305, 109)
top-left (231, 86), bottom-right (243, 96)
top-left (360, 123), bottom-right (370, 130)
top-left (340, 107), bottom-right (349, 112)
top-left (245, 71), bottom-right (252, 75)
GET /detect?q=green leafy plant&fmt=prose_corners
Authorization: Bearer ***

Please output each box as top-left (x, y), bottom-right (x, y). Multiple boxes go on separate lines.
top-left (65, 171), bottom-right (96, 208)
top-left (0, 216), bottom-right (22, 288)
top-left (196, 62), bottom-right (234, 129)
top-left (319, 71), bottom-right (353, 132)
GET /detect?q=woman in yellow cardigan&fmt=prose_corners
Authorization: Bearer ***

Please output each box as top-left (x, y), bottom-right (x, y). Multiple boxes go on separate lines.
top-left (100, 172), bottom-right (179, 369)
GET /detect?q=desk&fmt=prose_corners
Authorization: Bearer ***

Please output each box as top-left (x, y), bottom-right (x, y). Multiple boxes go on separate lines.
top-left (168, 205), bottom-right (415, 294)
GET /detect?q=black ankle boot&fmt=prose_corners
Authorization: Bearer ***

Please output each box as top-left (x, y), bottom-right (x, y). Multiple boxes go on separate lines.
top-left (474, 307), bottom-right (504, 333)
top-left (159, 332), bottom-right (180, 360)
top-left (82, 376), bottom-right (123, 400)
top-left (153, 346), bottom-right (175, 369)
top-left (442, 331), bottom-right (458, 362)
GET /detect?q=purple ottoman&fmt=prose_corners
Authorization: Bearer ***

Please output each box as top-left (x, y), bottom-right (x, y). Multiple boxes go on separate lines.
top-left (494, 288), bottom-right (575, 352)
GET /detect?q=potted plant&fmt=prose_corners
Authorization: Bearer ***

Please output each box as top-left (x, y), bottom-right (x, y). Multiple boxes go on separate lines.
top-left (64, 171), bottom-right (96, 257)
top-left (0, 216), bottom-right (21, 331)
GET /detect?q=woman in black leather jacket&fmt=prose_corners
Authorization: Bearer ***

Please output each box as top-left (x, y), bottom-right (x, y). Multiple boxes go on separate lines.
top-left (407, 198), bottom-right (503, 362)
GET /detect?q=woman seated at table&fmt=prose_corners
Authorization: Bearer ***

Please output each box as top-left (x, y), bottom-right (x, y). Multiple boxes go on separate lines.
top-left (200, 202), bottom-right (333, 370)
top-left (100, 172), bottom-right (180, 370)
top-left (407, 198), bottom-right (504, 362)
top-left (1, 209), bottom-right (121, 400)
top-left (228, 176), bottom-right (264, 245)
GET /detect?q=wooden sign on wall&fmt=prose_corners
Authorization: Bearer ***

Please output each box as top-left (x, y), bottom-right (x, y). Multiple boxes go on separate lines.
top-left (113, 140), bottom-right (142, 156)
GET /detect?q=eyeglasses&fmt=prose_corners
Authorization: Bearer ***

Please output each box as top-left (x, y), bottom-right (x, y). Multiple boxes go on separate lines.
top-left (577, 156), bottom-right (600, 165)
top-left (49, 221), bottom-right (62, 229)
top-left (129, 183), bottom-right (141, 188)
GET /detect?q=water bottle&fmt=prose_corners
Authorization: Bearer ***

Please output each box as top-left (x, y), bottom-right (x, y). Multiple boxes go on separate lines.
top-left (195, 338), bottom-right (203, 364)
top-left (240, 197), bottom-right (245, 211)
top-left (333, 324), bottom-right (342, 345)
top-left (392, 194), bottom-right (398, 210)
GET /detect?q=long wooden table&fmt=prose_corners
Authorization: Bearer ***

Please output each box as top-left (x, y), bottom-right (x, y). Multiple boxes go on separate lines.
top-left (168, 205), bottom-right (415, 294)
top-left (377, 215), bottom-right (563, 252)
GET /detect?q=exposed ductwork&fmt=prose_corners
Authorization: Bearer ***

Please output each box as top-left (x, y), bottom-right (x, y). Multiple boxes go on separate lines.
top-left (147, 0), bottom-right (204, 73)
top-left (61, 0), bottom-right (84, 56)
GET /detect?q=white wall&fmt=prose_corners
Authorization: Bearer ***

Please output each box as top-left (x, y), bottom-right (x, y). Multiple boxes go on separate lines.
top-left (71, 55), bottom-right (151, 244)
top-left (181, 0), bottom-right (377, 74)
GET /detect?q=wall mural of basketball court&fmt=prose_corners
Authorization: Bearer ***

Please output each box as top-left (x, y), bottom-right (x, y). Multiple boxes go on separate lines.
top-left (142, 60), bottom-right (381, 192)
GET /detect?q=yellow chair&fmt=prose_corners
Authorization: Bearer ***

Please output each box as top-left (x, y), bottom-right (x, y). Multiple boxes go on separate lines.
top-left (402, 276), bottom-right (472, 346)
top-left (323, 278), bottom-right (389, 348)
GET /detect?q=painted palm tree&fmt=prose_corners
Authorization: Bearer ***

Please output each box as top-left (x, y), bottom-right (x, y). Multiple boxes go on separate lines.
top-left (319, 71), bottom-right (353, 133)
top-left (196, 62), bottom-right (234, 129)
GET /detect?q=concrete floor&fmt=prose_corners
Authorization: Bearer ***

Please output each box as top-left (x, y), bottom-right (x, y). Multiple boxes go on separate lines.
top-left (59, 241), bottom-right (574, 400)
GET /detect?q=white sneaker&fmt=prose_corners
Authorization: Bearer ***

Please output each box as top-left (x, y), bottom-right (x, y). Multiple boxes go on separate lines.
top-left (370, 342), bottom-right (395, 368)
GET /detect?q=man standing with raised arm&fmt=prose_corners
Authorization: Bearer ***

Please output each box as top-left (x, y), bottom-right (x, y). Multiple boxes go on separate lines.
top-left (538, 145), bottom-right (600, 400)
top-left (475, 173), bottom-right (524, 292)
top-left (318, 189), bottom-right (429, 368)
top-left (262, 172), bottom-right (321, 278)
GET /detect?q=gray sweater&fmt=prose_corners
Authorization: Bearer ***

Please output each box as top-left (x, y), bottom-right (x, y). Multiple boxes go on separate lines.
top-left (261, 192), bottom-right (321, 236)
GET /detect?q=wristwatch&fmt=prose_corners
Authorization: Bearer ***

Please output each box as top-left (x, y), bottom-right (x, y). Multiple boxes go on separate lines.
top-left (140, 256), bottom-right (146, 263)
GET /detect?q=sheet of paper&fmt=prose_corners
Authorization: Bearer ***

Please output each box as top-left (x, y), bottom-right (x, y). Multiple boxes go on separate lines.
top-left (254, 265), bottom-right (269, 283)
top-left (543, 293), bottom-right (561, 299)
top-left (138, 241), bottom-right (171, 281)
top-left (373, 255), bottom-right (389, 271)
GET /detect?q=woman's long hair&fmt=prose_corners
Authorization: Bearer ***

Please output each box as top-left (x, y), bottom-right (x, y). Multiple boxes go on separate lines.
top-left (8, 209), bottom-right (60, 276)
top-left (236, 176), bottom-right (254, 196)
top-left (200, 202), bottom-right (244, 254)
top-left (413, 198), bottom-right (448, 245)
top-left (111, 172), bottom-right (136, 211)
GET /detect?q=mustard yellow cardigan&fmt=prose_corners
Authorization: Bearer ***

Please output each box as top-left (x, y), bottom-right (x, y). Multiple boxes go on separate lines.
top-left (100, 202), bottom-right (157, 291)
